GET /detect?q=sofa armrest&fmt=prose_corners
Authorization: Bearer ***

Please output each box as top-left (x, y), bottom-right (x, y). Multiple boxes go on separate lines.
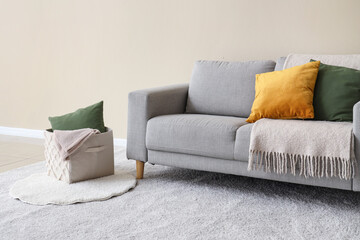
top-left (126, 84), bottom-right (189, 163)
top-left (352, 101), bottom-right (360, 191)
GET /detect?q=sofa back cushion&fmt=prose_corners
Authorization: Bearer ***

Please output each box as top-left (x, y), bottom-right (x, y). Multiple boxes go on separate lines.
top-left (274, 57), bottom-right (286, 71)
top-left (284, 54), bottom-right (360, 70)
top-left (186, 60), bottom-right (276, 117)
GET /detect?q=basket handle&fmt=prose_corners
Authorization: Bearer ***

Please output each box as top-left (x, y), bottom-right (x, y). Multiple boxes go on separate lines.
top-left (85, 146), bottom-right (106, 153)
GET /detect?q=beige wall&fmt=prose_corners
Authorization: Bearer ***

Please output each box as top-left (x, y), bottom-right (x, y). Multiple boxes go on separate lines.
top-left (1, 0), bottom-right (360, 138)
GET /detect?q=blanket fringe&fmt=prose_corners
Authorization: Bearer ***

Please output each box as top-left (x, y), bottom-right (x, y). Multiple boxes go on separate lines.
top-left (248, 150), bottom-right (356, 180)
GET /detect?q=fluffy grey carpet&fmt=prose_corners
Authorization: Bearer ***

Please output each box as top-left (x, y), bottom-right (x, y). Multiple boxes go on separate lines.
top-left (1, 147), bottom-right (360, 240)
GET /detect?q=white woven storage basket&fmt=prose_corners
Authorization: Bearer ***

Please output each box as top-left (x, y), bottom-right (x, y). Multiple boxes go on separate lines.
top-left (44, 128), bottom-right (114, 183)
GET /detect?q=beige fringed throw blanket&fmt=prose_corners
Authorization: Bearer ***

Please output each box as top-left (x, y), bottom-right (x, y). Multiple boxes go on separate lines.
top-left (54, 128), bottom-right (100, 161)
top-left (248, 119), bottom-right (356, 180)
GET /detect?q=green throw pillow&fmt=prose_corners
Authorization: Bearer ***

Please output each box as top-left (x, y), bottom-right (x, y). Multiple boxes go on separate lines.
top-left (311, 60), bottom-right (360, 121)
top-left (48, 101), bottom-right (106, 132)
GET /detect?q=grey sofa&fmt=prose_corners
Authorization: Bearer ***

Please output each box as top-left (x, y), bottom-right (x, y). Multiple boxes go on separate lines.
top-left (127, 57), bottom-right (360, 192)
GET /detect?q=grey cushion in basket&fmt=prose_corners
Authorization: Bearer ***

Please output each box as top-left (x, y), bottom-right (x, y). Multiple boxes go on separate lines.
top-left (146, 114), bottom-right (248, 160)
top-left (186, 60), bottom-right (276, 118)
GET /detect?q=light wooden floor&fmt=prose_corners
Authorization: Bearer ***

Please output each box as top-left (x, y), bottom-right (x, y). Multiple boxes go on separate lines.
top-left (0, 135), bottom-right (45, 173)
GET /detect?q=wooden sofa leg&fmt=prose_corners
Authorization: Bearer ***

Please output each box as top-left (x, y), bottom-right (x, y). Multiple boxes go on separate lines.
top-left (136, 160), bottom-right (145, 179)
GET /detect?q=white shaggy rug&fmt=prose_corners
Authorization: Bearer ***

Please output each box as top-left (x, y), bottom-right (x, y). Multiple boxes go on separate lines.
top-left (1, 147), bottom-right (360, 239)
top-left (9, 171), bottom-right (136, 205)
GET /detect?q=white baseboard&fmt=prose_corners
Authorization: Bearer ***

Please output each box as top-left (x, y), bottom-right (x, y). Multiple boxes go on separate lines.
top-left (0, 126), bottom-right (127, 147)
top-left (0, 126), bottom-right (44, 139)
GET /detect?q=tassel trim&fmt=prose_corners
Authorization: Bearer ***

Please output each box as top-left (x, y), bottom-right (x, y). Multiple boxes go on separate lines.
top-left (248, 150), bottom-right (356, 180)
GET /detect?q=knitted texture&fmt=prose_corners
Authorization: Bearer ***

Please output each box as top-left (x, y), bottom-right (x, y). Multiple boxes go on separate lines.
top-left (248, 119), bottom-right (355, 180)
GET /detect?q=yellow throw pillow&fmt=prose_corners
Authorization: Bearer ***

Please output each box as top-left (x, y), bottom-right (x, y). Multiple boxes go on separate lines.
top-left (246, 61), bottom-right (320, 123)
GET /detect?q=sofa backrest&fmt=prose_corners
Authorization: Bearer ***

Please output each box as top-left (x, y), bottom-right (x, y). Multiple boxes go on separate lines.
top-left (186, 60), bottom-right (276, 118)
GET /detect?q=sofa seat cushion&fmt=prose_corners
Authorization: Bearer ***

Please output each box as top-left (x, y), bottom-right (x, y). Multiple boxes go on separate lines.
top-left (146, 114), bottom-right (248, 160)
top-left (234, 123), bottom-right (253, 162)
